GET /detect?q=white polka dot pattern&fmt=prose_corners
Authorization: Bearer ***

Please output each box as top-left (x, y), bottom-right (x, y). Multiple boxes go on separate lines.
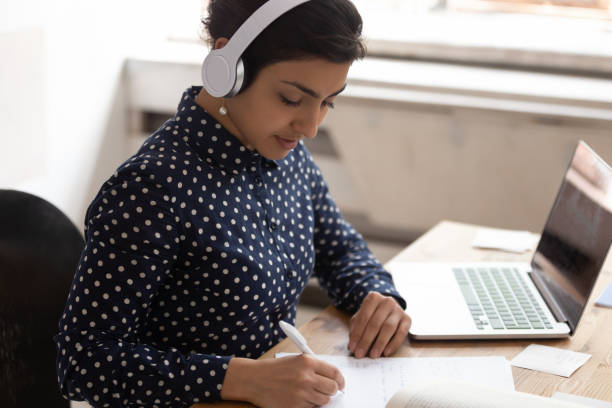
top-left (54, 87), bottom-right (405, 407)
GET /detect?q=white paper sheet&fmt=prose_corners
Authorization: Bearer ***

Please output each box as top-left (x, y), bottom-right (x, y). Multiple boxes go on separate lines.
top-left (276, 354), bottom-right (515, 408)
top-left (472, 227), bottom-right (539, 253)
top-left (511, 344), bottom-right (591, 377)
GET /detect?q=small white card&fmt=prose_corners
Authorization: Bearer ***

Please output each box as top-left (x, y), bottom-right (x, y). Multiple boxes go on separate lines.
top-left (472, 227), bottom-right (539, 253)
top-left (511, 344), bottom-right (591, 377)
top-left (595, 281), bottom-right (612, 307)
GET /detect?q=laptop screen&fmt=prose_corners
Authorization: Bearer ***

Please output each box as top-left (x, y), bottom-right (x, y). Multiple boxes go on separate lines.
top-left (531, 141), bottom-right (612, 334)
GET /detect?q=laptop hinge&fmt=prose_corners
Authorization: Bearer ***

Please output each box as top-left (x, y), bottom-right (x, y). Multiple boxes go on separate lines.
top-left (528, 270), bottom-right (569, 327)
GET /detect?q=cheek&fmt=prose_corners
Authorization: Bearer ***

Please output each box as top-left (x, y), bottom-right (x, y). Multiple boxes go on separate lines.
top-left (233, 91), bottom-right (298, 137)
top-left (249, 108), bottom-right (285, 132)
top-left (255, 107), bottom-right (294, 133)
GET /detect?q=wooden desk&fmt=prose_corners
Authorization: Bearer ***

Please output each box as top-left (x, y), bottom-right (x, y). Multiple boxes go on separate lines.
top-left (195, 220), bottom-right (612, 407)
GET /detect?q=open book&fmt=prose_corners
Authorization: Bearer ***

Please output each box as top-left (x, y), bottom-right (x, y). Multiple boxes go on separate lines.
top-left (387, 381), bottom-right (590, 408)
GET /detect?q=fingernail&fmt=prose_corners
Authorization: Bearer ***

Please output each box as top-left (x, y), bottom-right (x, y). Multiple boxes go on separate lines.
top-left (348, 341), bottom-right (355, 351)
top-left (355, 348), bottom-right (364, 358)
top-left (371, 349), bottom-right (380, 358)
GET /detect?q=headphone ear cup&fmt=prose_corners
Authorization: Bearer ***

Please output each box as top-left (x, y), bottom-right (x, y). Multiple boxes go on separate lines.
top-left (202, 50), bottom-right (238, 98)
top-left (228, 58), bottom-right (245, 97)
top-left (202, 0), bottom-right (313, 97)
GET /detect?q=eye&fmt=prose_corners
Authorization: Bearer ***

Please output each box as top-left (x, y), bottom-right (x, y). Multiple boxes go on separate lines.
top-left (280, 95), bottom-right (300, 107)
top-left (322, 100), bottom-right (335, 109)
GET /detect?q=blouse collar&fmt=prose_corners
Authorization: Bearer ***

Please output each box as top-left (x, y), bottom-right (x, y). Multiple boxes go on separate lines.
top-left (174, 86), bottom-right (280, 174)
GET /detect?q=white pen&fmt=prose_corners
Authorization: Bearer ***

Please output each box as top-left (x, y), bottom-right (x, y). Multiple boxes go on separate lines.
top-left (279, 320), bottom-right (345, 395)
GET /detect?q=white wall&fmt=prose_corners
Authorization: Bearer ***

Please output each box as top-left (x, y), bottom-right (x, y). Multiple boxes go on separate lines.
top-left (1, 0), bottom-right (201, 226)
top-left (0, 0), bottom-right (47, 187)
top-left (0, 29), bottom-right (45, 186)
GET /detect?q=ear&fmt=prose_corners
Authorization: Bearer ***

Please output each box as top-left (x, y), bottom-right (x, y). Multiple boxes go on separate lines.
top-left (214, 37), bottom-right (230, 50)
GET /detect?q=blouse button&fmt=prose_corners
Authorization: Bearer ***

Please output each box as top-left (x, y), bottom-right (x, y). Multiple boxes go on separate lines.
top-left (254, 176), bottom-right (263, 186)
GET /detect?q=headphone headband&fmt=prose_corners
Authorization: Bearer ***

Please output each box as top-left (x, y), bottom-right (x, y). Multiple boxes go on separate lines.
top-left (202, 0), bottom-right (312, 98)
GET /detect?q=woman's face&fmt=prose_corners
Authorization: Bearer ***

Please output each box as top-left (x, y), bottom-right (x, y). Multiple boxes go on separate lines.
top-left (224, 58), bottom-right (351, 160)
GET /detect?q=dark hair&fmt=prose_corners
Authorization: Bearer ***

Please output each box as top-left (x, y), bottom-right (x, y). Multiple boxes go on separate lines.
top-left (202, 0), bottom-right (366, 93)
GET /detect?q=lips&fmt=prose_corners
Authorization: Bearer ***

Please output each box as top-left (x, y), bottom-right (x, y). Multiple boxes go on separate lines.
top-left (275, 135), bottom-right (299, 150)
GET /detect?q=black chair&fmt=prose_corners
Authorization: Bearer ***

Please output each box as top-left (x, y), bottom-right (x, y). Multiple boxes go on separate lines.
top-left (0, 189), bottom-right (84, 408)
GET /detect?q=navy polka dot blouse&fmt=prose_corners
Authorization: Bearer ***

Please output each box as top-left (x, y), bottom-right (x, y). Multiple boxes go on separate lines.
top-left (54, 86), bottom-right (406, 407)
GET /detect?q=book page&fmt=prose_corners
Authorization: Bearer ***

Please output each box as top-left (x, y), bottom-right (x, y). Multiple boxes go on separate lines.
top-left (553, 392), bottom-right (612, 407)
top-left (276, 354), bottom-right (514, 408)
top-left (387, 381), bottom-right (587, 408)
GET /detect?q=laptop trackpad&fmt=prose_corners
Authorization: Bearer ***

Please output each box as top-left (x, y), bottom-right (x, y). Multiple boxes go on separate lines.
top-left (391, 264), bottom-right (475, 336)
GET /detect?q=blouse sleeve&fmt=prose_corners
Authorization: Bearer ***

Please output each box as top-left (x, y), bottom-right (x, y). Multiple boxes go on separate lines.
top-left (54, 162), bottom-right (230, 407)
top-left (308, 158), bottom-right (407, 314)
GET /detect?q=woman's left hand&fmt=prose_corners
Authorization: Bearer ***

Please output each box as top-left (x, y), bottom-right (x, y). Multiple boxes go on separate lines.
top-left (348, 292), bottom-right (411, 359)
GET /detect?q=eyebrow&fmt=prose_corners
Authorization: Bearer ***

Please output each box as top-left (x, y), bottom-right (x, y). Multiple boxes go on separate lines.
top-left (281, 81), bottom-right (346, 99)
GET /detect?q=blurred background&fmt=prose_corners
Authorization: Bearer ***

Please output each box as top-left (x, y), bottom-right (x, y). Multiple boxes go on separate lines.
top-left (2, 0), bottom-right (612, 324)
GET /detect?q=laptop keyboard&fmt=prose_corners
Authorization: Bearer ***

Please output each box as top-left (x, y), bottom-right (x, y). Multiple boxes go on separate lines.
top-left (453, 267), bottom-right (554, 330)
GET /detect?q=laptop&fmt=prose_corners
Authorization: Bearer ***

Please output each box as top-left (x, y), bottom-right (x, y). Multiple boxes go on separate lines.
top-left (388, 141), bottom-right (612, 339)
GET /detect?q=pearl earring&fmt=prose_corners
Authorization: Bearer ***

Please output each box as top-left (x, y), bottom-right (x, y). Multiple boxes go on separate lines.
top-left (219, 104), bottom-right (228, 116)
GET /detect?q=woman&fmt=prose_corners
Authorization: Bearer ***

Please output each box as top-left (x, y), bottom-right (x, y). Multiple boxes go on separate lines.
top-left (55, 0), bottom-right (411, 406)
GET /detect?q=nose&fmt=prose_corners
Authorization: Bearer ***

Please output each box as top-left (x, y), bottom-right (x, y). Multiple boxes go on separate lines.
top-left (291, 106), bottom-right (321, 140)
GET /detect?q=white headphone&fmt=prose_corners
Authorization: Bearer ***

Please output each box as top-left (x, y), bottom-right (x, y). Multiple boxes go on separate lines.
top-left (202, 0), bottom-right (312, 98)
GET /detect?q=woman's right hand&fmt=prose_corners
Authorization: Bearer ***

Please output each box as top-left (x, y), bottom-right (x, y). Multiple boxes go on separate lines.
top-left (221, 355), bottom-right (345, 408)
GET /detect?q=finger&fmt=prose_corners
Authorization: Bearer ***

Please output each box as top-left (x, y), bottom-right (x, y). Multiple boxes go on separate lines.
top-left (313, 374), bottom-right (339, 396)
top-left (354, 297), bottom-right (397, 358)
top-left (348, 293), bottom-right (380, 352)
top-left (383, 315), bottom-right (412, 357)
top-left (369, 312), bottom-right (401, 358)
top-left (306, 387), bottom-right (332, 407)
top-left (313, 360), bottom-right (345, 391)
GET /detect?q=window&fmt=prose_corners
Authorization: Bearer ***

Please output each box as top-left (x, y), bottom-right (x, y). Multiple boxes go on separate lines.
top-left (449, 0), bottom-right (611, 19)
top-left (353, 0), bottom-right (612, 18)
